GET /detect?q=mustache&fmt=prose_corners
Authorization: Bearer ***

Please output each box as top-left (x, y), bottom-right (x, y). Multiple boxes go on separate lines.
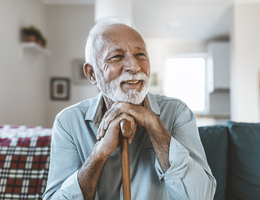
top-left (116, 72), bottom-right (148, 82)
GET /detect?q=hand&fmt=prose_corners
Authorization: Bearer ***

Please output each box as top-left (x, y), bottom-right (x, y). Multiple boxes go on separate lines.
top-left (102, 102), bottom-right (154, 130)
top-left (97, 112), bottom-right (137, 158)
top-left (98, 101), bottom-right (171, 172)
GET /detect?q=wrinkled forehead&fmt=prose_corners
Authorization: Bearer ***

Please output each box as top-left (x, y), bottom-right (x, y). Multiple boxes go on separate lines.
top-left (99, 24), bottom-right (146, 49)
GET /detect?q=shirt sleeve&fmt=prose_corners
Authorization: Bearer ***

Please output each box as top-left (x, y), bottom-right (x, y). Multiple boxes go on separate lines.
top-left (42, 113), bottom-right (84, 200)
top-left (155, 104), bottom-right (217, 200)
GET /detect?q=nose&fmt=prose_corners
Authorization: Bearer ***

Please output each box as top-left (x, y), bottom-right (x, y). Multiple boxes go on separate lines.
top-left (123, 55), bottom-right (141, 73)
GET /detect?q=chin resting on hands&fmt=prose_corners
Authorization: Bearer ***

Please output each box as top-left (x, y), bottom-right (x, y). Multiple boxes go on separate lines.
top-left (102, 102), bottom-right (152, 130)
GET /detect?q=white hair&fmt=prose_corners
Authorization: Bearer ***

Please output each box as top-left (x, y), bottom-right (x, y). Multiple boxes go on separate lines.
top-left (85, 17), bottom-right (135, 69)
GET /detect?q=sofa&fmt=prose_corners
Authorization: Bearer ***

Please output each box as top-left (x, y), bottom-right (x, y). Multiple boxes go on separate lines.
top-left (199, 121), bottom-right (260, 200)
top-left (0, 121), bottom-right (260, 200)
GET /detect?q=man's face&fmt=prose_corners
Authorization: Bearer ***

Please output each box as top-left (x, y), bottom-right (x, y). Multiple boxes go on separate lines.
top-left (94, 24), bottom-right (150, 105)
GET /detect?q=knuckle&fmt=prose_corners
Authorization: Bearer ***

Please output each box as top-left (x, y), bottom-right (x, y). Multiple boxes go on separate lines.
top-left (122, 102), bottom-right (129, 109)
top-left (130, 115), bottom-right (135, 122)
top-left (110, 118), bottom-right (117, 125)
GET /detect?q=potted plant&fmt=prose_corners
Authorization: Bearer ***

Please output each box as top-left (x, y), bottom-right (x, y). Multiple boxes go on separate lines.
top-left (37, 33), bottom-right (47, 48)
top-left (21, 26), bottom-right (39, 42)
top-left (21, 26), bottom-right (47, 48)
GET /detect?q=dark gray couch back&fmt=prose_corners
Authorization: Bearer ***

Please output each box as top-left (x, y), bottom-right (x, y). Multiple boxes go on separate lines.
top-left (199, 122), bottom-right (260, 200)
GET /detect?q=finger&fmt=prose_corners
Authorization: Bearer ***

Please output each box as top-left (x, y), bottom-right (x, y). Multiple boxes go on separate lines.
top-left (100, 103), bottom-right (121, 135)
top-left (102, 113), bottom-right (129, 142)
top-left (101, 118), bottom-right (121, 154)
top-left (105, 102), bottom-right (148, 130)
top-left (103, 113), bottom-right (128, 138)
top-left (97, 119), bottom-right (103, 140)
top-left (104, 102), bottom-right (129, 130)
top-left (101, 113), bottom-right (137, 141)
top-left (103, 102), bottom-right (121, 121)
top-left (106, 113), bottom-right (133, 137)
top-left (105, 118), bottom-right (121, 140)
top-left (99, 112), bottom-right (126, 141)
top-left (97, 120), bottom-right (106, 140)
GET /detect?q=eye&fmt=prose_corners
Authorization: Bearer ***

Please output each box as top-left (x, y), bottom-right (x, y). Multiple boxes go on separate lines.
top-left (136, 53), bottom-right (146, 58)
top-left (109, 54), bottom-right (124, 61)
top-left (113, 55), bottom-right (124, 58)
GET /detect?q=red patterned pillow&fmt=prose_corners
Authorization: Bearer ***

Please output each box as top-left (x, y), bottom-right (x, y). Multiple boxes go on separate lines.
top-left (0, 125), bottom-right (52, 200)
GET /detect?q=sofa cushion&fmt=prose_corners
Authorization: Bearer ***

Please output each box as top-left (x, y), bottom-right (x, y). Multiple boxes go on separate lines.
top-left (0, 125), bottom-right (52, 200)
top-left (227, 121), bottom-right (260, 200)
top-left (198, 125), bottom-right (228, 200)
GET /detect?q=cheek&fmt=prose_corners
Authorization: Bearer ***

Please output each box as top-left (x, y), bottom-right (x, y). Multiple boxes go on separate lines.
top-left (139, 60), bottom-right (150, 77)
top-left (103, 63), bottom-right (122, 82)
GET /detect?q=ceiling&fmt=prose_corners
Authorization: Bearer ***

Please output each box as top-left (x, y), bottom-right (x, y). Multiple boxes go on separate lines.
top-left (41, 0), bottom-right (235, 41)
top-left (133, 0), bottom-right (232, 41)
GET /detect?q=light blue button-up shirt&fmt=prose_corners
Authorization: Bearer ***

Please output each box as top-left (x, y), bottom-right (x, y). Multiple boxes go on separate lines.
top-left (43, 92), bottom-right (216, 200)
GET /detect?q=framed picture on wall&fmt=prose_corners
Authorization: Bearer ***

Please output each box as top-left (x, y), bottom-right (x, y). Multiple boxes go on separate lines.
top-left (50, 77), bottom-right (70, 100)
top-left (72, 59), bottom-right (91, 85)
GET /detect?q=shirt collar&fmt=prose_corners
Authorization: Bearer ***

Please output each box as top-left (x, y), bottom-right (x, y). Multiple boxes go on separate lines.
top-left (146, 92), bottom-right (161, 116)
top-left (84, 92), bottom-right (103, 122)
top-left (85, 92), bottom-right (161, 129)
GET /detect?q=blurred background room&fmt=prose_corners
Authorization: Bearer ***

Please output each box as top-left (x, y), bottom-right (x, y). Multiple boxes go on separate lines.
top-left (1, 0), bottom-right (260, 127)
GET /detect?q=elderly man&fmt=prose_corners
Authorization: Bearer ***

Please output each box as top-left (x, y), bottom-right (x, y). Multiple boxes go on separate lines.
top-left (43, 17), bottom-right (216, 200)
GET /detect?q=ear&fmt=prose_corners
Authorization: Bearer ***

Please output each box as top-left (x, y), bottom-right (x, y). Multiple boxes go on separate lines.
top-left (83, 63), bottom-right (97, 85)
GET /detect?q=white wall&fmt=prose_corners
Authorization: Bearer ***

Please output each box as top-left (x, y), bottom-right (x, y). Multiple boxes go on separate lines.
top-left (45, 5), bottom-right (98, 126)
top-left (0, 2), bottom-right (97, 127)
top-left (0, 0), bottom-right (48, 126)
top-left (230, 3), bottom-right (260, 122)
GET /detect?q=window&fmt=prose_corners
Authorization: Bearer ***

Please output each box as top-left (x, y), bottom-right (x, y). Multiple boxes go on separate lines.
top-left (163, 54), bottom-right (208, 114)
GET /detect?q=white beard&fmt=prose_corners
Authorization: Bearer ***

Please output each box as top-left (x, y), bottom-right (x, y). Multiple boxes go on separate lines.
top-left (95, 69), bottom-right (150, 105)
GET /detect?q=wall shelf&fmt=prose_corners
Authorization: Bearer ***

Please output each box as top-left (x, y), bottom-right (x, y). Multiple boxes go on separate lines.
top-left (19, 42), bottom-right (51, 58)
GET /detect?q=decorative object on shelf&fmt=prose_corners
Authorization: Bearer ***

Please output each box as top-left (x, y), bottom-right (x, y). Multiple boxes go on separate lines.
top-left (50, 78), bottom-right (70, 101)
top-left (72, 59), bottom-right (91, 85)
top-left (21, 26), bottom-right (47, 48)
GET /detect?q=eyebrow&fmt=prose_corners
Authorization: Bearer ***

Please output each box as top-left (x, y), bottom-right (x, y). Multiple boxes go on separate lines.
top-left (113, 48), bottom-right (125, 53)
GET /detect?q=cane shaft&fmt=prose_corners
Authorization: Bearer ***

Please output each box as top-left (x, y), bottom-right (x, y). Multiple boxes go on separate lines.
top-left (120, 120), bottom-right (131, 200)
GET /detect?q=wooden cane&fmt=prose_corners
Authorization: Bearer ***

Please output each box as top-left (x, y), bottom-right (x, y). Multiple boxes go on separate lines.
top-left (120, 119), bottom-right (131, 200)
